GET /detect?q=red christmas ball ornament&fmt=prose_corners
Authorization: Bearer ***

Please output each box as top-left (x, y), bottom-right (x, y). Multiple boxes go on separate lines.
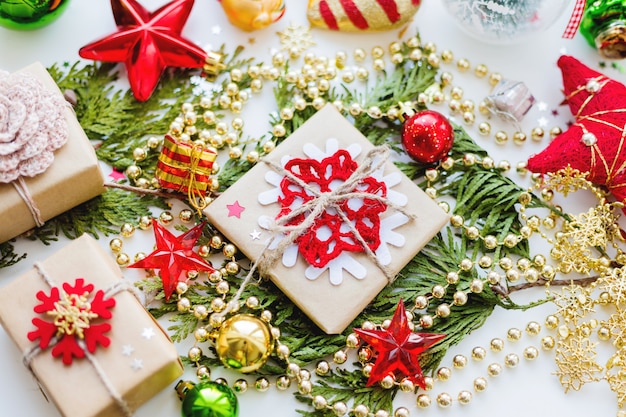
top-left (401, 110), bottom-right (454, 164)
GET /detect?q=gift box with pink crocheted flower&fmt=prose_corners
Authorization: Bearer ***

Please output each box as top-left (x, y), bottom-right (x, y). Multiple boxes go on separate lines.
top-left (0, 62), bottom-right (105, 243)
top-left (205, 104), bottom-right (449, 334)
top-left (0, 234), bottom-right (183, 417)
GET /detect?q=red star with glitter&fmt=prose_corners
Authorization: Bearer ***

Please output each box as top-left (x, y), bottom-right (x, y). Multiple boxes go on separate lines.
top-left (79, 0), bottom-right (207, 102)
top-left (128, 221), bottom-right (214, 301)
top-left (527, 55), bottom-right (626, 205)
top-left (354, 300), bottom-right (445, 388)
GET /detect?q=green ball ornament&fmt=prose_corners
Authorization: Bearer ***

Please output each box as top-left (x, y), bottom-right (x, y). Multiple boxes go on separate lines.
top-left (0, 0), bottom-right (70, 30)
top-left (180, 381), bottom-right (239, 417)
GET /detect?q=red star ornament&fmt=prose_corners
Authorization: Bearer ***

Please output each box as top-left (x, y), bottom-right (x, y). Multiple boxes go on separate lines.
top-left (128, 220), bottom-right (214, 301)
top-left (527, 55), bottom-right (626, 205)
top-left (354, 300), bottom-right (445, 388)
top-left (79, 0), bottom-right (207, 102)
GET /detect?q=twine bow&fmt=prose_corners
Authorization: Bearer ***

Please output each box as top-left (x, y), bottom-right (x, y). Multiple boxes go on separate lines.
top-left (185, 143), bottom-right (211, 215)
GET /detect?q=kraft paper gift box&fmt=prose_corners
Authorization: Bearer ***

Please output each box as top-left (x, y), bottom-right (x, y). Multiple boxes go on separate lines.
top-left (0, 62), bottom-right (105, 243)
top-left (0, 234), bottom-right (183, 417)
top-left (205, 104), bottom-right (449, 334)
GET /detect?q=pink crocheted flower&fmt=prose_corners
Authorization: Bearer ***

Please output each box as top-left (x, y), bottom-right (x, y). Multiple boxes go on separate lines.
top-left (0, 70), bottom-right (68, 183)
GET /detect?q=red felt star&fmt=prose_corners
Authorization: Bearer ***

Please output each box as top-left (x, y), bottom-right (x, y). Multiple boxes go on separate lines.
top-left (128, 221), bottom-right (214, 301)
top-left (79, 0), bottom-right (207, 102)
top-left (353, 300), bottom-right (445, 388)
top-left (527, 55), bottom-right (626, 205)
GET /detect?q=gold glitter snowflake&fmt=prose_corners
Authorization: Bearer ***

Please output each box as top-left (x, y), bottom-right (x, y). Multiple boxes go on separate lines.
top-left (606, 366), bottom-right (626, 407)
top-left (554, 334), bottom-right (603, 392)
top-left (601, 267), bottom-right (626, 306)
top-left (550, 281), bottom-right (596, 323)
top-left (277, 24), bottom-right (316, 55)
top-left (543, 166), bottom-right (594, 197)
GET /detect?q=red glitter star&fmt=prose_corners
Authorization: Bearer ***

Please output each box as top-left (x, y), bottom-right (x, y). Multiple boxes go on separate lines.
top-left (527, 55), bottom-right (626, 205)
top-left (354, 300), bottom-right (445, 388)
top-left (79, 0), bottom-right (207, 102)
top-left (128, 221), bottom-right (214, 301)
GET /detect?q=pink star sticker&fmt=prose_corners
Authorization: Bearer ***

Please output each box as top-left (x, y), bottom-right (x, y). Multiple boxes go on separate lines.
top-left (226, 201), bottom-right (245, 218)
top-left (109, 168), bottom-right (125, 181)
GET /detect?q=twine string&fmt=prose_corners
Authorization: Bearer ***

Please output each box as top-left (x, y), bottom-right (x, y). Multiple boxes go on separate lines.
top-left (184, 143), bottom-right (210, 216)
top-left (12, 177), bottom-right (45, 228)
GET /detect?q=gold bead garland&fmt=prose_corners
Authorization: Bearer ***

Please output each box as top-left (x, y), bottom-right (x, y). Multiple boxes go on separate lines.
top-left (103, 29), bottom-right (626, 416)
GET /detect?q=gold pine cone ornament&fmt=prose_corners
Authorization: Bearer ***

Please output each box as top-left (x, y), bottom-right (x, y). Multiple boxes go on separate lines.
top-left (307, 0), bottom-right (421, 32)
top-left (219, 0), bottom-right (285, 31)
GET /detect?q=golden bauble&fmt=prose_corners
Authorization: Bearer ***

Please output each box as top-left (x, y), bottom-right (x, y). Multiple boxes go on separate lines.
top-left (215, 314), bottom-right (274, 373)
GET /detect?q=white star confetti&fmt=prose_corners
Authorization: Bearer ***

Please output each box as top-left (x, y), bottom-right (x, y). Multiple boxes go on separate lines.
top-left (211, 25), bottom-right (222, 35)
top-left (537, 101), bottom-right (548, 111)
top-left (537, 116), bottom-right (549, 127)
top-left (121, 344), bottom-right (135, 357)
top-left (250, 229), bottom-right (262, 240)
top-left (141, 327), bottom-right (156, 340)
top-left (131, 358), bottom-right (143, 371)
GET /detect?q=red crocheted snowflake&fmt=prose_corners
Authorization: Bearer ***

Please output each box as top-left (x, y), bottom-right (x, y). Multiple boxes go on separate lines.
top-left (277, 149), bottom-right (387, 267)
top-left (27, 278), bottom-right (116, 365)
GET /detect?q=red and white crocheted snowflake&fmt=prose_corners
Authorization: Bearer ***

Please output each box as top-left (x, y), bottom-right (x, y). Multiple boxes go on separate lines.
top-left (258, 138), bottom-right (409, 285)
top-left (27, 278), bottom-right (115, 365)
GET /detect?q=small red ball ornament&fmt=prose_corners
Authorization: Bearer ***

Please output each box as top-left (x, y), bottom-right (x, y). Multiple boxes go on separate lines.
top-left (401, 110), bottom-right (454, 164)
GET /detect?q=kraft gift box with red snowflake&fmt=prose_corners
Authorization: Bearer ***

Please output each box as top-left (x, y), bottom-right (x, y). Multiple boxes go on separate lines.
top-left (205, 104), bottom-right (449, 334)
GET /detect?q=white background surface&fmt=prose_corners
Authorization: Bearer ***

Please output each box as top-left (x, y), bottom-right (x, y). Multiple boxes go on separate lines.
top-left (0, 1), bottom-right (624, 417)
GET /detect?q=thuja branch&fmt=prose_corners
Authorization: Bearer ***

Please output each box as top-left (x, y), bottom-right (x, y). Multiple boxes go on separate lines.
top-left (505, 276), bottom-right (600, 294)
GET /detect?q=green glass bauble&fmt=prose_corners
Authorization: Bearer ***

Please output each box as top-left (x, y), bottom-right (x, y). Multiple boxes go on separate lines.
top-left (0, 0), bottom-right (70, 30)
top-left (181, 381), bottom-right (239, 417)
top-left (580, 0), bottom-right (626, 59)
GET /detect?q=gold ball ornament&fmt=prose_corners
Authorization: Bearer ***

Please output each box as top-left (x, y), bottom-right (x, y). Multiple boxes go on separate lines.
top-left (219, 0), bottom-right (285, 31)
top-left (215, 314), bottom-right (274, 373)
top-left (307, 0), bottom-right (421, 32)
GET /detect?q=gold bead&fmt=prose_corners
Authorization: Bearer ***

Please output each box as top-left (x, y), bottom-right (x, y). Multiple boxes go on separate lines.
top-left (312, 396), bottom-right (327, 410)
top-left (116, 253), bottom-right (130, 266)
top-left (415, 295), bottom-right (429, 309)
top-left (216, 314), bottom-right (274, 373)
top-left (423, 376), bottom-right (434, 390)
top-left (393, 407), bottom-right (409, 417)
top-left (471, 346), bottom-right (487, 361)
top-left (432, 284), bottom-right (446, 298)
top-left (380, 375), bottom-right (395, 389)
top-left (526, 321), bottom-right (541, 335)
top-left (196, 365), bottom-right (210, 380)
top-left (233, 379), bottom-right (248, 394)
top-left (494, 130), bottom-right (508, 145)
top-left (523, 346), bottom-right (539, 360)
top-left (469, 279), bottom-right (484, 293)
top-left (188, 346), bottom-right (202, 362)
top-left (399, 378), bottom-right (415, 392)
top-left (513, 131), bottom-right (527, 145)
top-left (483, 235), bottom-right (498, 250)
top-left (458, 390), bottom-right (472, 405)
top-left (193, 305), bottom-right (208, 320)
top-left (253, 376), bottom-right (270, 392)
top-left (453, 291), bottom-right (468, 306)
top-left (478, 255), bottom-right (493, 268)
top-left (531, 127), bottom-right (545, 141)
top-left (229, 147), bottom-right (243, 159)
top-left (333, 350), bottom-right (348, 364)
top-left (436, 393), bottom-right (452, 408)
top-left (177, 297), bottom-right (191, 312)
top-left (437, 367), bottom-right (451, 381)
top-left (346, 333), bottom-right (360, 348)
top-left (457, 58), bottom-right (470, 71)
top-left (436, 303), bottom-right (451, 318)
top-left (420, 315), bottom-right (434, 328)
top-left (549, 126), bottom-right (562, 138)
top-left (474, 64), bottom-right (488, 77)
top-left (487, 363), bottom-right (502, 376)
top-left (216, 280), bottom-right (230, 295)
top-left (416, 394), bottom-right (431, 408)
top-left (194, 327), bottom-right (209, 342)
top-left (260, 309), bottom-right (272, 322)
top-left (507, 328), bottom-right (522, 341)
top-left (460, 258), bottom-right (474, 271)
top-left (545, 315), bottom-right (559, 329)
top-left (109, 238), bottom-right (123, 252)
top-left (473, 377), bottom-right (488, 391)
top-left (505, 269), bottom-right (520, 283)
top-left (354, 405), bottom-right (370, 417)
top-left (478, 121), bottom-right (491, 135)
top-left (316, 360), bottom-right (330, 375)
top-left (450, 214), bottom-right (464, 227)
top-left (372, 59), bottom-right (385, 71)
top-left (503, 234), bottom-right (519, 248)
top-left (332, 402), bottom-right (348, 416)
top-left (490, 338), bottom-right (504, 352)
top-left (466, 226), bottom-right (480, 240)
top-left (482, 156), bottom-right (495, 169)
top-left (504, 353), bottom-right (519, 367)
top-left (441, 49), bottom-right (453, 62)
top-left (453, 354), bottom-right (468, 368)
top-left (486, 271), bottom-right (500, 285)
top-left (489, 72), bottom-right (502, 85)
top-left (541, 336), bottom-right (555, 350)
top-left (159, 211), bottom-right (174, 225)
